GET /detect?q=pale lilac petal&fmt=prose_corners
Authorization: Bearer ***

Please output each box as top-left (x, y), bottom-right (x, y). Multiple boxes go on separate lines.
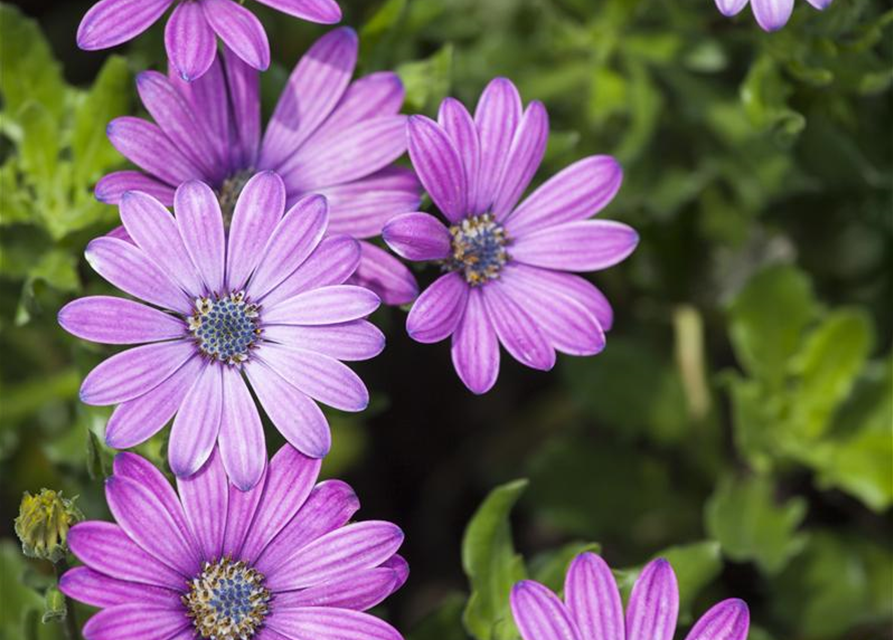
top-left (752, 0), bottom-right (794, 30)
top-left (473, 77), bottom-right (522, 214)
top-left (77, 0), bottom-right (172, 50)
top-left (382, 212), bottom-right (452, 262)
top-left (67, 522), bottom-right (187, 588)
top-left (626, 559), bottom-right (679, 640)
top-left (95, 171), bottom-right (175, 205)
top-left (248, 194), bottom-right (328, 300)
top-left (104, 356), bottom-right (203, 449)
top-left (684, 599), bottom-right (750, 640)
top-left (59, 296), bottom-right (184, 345)
top-left (222, 467), bottom-right (267, 559)
top-left (510, 580), bottom-right (582, 640)
top-left (201, 0), bottom-right (270, 71)
top-left (565, 553), bottom-right (624, 640)
top-left (107, 117), bottom-right (205, 187)
top-left (59, 567), bottom-right (180, 609)
top-left (79, 340), bottom-right (195, 406)
top-left (274, 568), bottom-right (400, 611)
top-left (263, 285), bottom-right (379, 326)
top-left (226, 171), bottom-right (286, 291)
top-left (245, 361), bottom-right (331, 458)
top-left (260, 28), bottom-right (358, 170)
top-left (175, 180), bottom-right (226, 294)
top-left (85, 236), bottom-right (191, 313)
top-left (406, 272), bottom-right (468, 344)
top-left (267, 608), bottom-right (402, 640)
top-left (715, 0), bottom-right (749, 16)
top-left (261, 235), bottom-right (359, 308)
top-left (217, 367), bottom-right (266, 491)
top-left (407, 115), bottom-right (466, 222)
top-left (238, 445), bottom-right (321, 562)
top-left (438, 97), bottom-right (481, 215)
top-left (263, 321), bottom-right (385, 361)
top-left (350, 240), bottom-right (419, 306)
top-left (265, 521), bottom-right (403, 591)
top-left (258, 345), bottom-right (369, 412)
top-left (81, 604), bottom-right (189, 640)
top-left (506, 156), bottom-right (623, 236)
top-left (255, 479), bottom-right (359, 575)
top-left (177, 447), bottom-right (228, 561)
top-left (168, 363), bottom-right (223, 478)
top-left (224, 45), bottom-right (262, 168)
top-left (482, 282), bottom-right (555, 371)
top-left (500, 267), bottom-right (605, 356)
top-left (491, 101), bottom-right (548, 219)
top-left (451, 288), bottom-right (499, 394)
top-left (511, 220), bottom-right (639, 272)
top-left (119, 191), bottom-right (205, 297)
top-left (804, 0), bottom-right (832, 9)
top-left (165, 1), bottom-right (216, 82)
top-left (319, 167), bottom-right (421, 239)
top-left (510, 263), bottom-right (615, 332)
top-left (253, 0), bottom-right (341, 22)
top-left (174, 55), bottom-right (231, 173)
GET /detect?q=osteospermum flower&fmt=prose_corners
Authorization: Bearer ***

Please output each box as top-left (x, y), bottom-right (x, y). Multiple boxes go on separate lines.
top-left (511, 553), bottom-right (750, 640)
top-left (98, 27), bottom-right (421, 305)
top-left (77, 0), bottom-right (341, 81)
top-left (61, 447), bottom-right (407, 640)
top-left (382, 78), bottom-right (637, 394)
top-left (715, 0), bottom-right (832, 31)
top-left (59, 173), bottom-right (383, 489)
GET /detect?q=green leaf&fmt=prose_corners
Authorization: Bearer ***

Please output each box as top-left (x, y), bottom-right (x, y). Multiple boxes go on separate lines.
top-left (462, 479), bottom-right (527, 640)
top-left (741, 55), bottom-right (806, 144)
top-left (17, 101), bottom-right (60, 191)
top-left (408, 593), bottom-right (469, 640)
top-left (0, 541), bottom-right (44, 638)
top-left (705, 474), bottom-right (808, 575)
top-left (397, 45), bottom-right (454, 115)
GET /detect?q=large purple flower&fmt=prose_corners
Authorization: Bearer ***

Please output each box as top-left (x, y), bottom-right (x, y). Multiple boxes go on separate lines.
top-left (382, 78), bottom-right (637, 394)
top-left (715, 0), bottom-right (832, 31)
top-left (97, 27), bottom-right (421, 305)
top-left (61, 447), bottom-right (407, 640)
top-left (511, 553), bottom-right (750, 640)
top-left (77, 0), bottom-right (341, 81)
top-left (59, 173), bottom-right (383, 490)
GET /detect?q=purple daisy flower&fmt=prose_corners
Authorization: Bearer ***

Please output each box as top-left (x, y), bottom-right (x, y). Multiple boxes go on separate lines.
top-left (511, 553), bottom-right (750, 640)
top-left (381, 78), bottom-right (637, 394)
top-left (59, 173), bottom-right (383, 490)
top-left (77, 0), bottom-right (341, 81)
top-left (96, 27), bottom-right (421, 305)
top-left (715, 0), bottom-right (833, 31)
top-left (60, 446), bottom-right (407, 640)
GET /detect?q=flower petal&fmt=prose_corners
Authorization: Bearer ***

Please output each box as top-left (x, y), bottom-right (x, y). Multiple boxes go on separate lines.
top-left (473, 77), bottom-right (523, 214)
top-left (264, 285), bottom-right (379, 326)
top-left (350, 240), bottom-right (419, 306)
top-left (509, 263), bottom-right (615, 332)
top-left (81, 604), bottom-right (189, 640)
top-left (253, 0), bottom-right (341, 23)
top-left (626, 558), bottom-right (679, 640)
top-left (175, 180), bottom-right (226, 295)
top-left (406, 272), bottom-right (468, 344)
top-left (715, 0), bottom-right (749, 16)
top-left (684, 599), bottom-right (750, 640)
top-left (258, 345), bottom-right (369, 411)
top-left (59, 296), bottom-right (185, 345)
top-left (451, 288), bottom-right (499, 394)
top-left (511, 220), bottom-right (639, 272)
top-left (438, 97), bottom-right (481, 216)
top-left (217, 367), bottom-right (266, 491)
top-left (222, 467), bottom-right (267, 560)
top-left (226, 171), bottom-right (287, 291)
top-left (262, 321), bottom-right (384, 361)
top-left (168, 362), bottom-right (223, 478)
top-left (752, 0), bottom-right (794, 31)
top-left (59, 567), bottom-right (180, 609)
top-left (274, 567), bottom-right (401, 611)
top-left (165, 1), bottom-right (216, 82)
top-left (77, 0), bottom-right (172, 50)
top-left (107, 117), bottom-right (204, 187)
top-left (224, 45), bottom-right (262, 168)
top-left (177, 447), bottom-right (228, 561)
top-left (492, 101), bottom-right (548, 219)
top-left (407, 115), bottom-right (466, 222)
top-left (565, 553), bottom-right (624, 640)
top-left (510, 580), bottom-right (582, 640)
top-left (174, 54), bottom-right (232, 173)
top-left (95, 171), bottom-right (175, 206)
top-left (267, 608), bottom-right (402, 640)
top-left (483, 283), bottom-right (555, 371)
top-left (261, 235), bottom-right (359, 308)
top-left (382, 212), bottom-right (452, 262)
top-left (201, 0), bottom-right (270, 71)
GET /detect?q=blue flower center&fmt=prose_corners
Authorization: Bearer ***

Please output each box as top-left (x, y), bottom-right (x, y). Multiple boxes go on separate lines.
top-left (184, 558), bottom-right (271, 640)
top-left (188, 292), bottom-right (260, 364)
top-left (447, 213), bottom-right (509, 286)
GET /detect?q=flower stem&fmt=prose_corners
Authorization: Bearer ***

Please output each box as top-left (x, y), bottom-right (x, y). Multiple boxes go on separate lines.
top-left (53, 559), bottom-right (80, 640)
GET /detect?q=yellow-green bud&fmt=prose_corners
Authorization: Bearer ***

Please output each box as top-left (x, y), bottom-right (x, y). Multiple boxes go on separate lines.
top-left (14, 490), bottom-right (83, 564)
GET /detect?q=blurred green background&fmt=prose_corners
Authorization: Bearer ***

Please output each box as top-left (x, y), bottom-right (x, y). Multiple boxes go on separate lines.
top-left (1, 0), bottom-right (891, 639)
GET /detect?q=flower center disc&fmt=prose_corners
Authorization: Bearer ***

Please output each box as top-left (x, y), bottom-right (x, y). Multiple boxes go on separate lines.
top-left (189, 292), bottom-right (260, 364)
top-left (184, 557), bottom-right (272, 640)
top-left (447, 213), bottom-right (509, 286)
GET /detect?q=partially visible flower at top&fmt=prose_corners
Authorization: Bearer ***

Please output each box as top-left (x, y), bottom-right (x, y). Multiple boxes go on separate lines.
top-left (715, 0), bottom-right (832, 31)
top-left (77, 0), bottom-right (341, 81)
top-left (382, 78), bottom-right (637, 394)
top-left (59, 174), bottom-right (384, 490)
top-left (98, 28), bottom-right (421, 305)
top-left (61, 447), bottom-right (407, 640)
top-left (15, 489), bottom-right (83, 563)
top-left (511, 552), bottom-right (750, 640)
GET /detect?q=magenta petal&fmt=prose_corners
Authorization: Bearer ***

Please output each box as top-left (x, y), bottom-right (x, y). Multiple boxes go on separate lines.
top-left (238, 445), bottom-right (321, 562)
top-left (59, 567), bottom-right (180, 609)
top-left (168, 363), bottom-right (223, 478)
top-left (473, 77), bottom-right (522, 214)
top-left (201, 0), bottom-right (270, 71)
top-left (274, 567), bottom-right (401, 611)
top-left (107, 116), bottom-right (204, 187)
top-left (626, 558), bottom-right (680, 640)
top-left (79, 340), bottom-right (194, 406)
top-left (483, 283), bottom-right (555, 371)
top-left (451, 288), bottom-right (499, 394)
top-left (95, 171), bottom-right (175, 206)
top-left (684, 599), bottom-right (750, 640)
top-left (175, 55), bottom-right (231, 173)
top-left (245, 361), bottom-right (331, 458)
top-left (217, 367), bottom-right (266, 491)
top-left (407, 115), bottom-right (467, 222)
top-left (382, 212), bottom-right (452, 262)
top-left (261, 235), bottom-right (360, 308)
top-left (59, 296), bottom-right (185, 345)
top-left (492, 101), bottom-right (548, 220)
top-left (222, 467), bottom-right (267, 560)
top-left (267, 608), bottom-right (402, 640)
top-left (511, 580), bottom-right (582, 640)
top-left (752, 0), bottom-right (794, 31)
top-left (510, 263), bottom-right (615, 332)
top-left (177, 447), bottom-right (228, 561)
top-left (226, 172), bottom-right (286, 291)
top-left (81, 604), bottom-right (189, 640)
top-left (350, 240), bottom-right (419, 306)
top-left (438, 97), bottom-right (481, 215)
top-left (253, 0), bottom-right (342, 23)
top-left (175, 180), bottom-right (226, 295)
top-left (262, 321), bottom-right (384, 362)
top-left (264, 285), bottom-right (379, 326)
top-left (511, 220), bottom-right (639, 272)
top-left (565, 553), bottom-right (624, 640)
top-left (164, 1), bottom-right (216, 82)
top-left (224, 45), bottom-right (262, 168)
top-left (77, 0), bottom-right (172, 50)
top-left (383, 554), bottom-right (410, 590)
top-left (406, 272), bottom-right (468, 344)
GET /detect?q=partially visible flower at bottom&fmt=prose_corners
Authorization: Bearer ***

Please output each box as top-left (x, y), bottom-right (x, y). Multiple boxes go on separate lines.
top-left (715, 0), bottom-right (832, 32)
top-left (511, 553), bottom-right (749, 640)
top-left (61, 446), bottom-right (407, 640)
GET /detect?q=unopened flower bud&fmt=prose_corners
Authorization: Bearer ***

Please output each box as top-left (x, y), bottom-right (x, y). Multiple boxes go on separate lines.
top-left (14, 490), bottom-right (83, 563)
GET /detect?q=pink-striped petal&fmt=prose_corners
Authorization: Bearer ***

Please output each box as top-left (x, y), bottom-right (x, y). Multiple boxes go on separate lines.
top-left (382, 212), bottom-right (452, 262)
top-left (273, 567), bottom-right (401, 611)
top-left (350, 240), bottom-right (419, 306)
top-left (175, 180), bottom-right (226, 295)
top-left (106, 117), bottom-right (205, 188)
top-left (262, 321), bottom-right (384, 361)
top-left (451, 288), bottom-right (499, 394)
top-left (438, 97), bottom-right (481, 215)
top-left (168, 362), bottom-right (223, 478)
top-left (407, 115), bottom-right (466, 222)
top-left (492, 101), bottom-right (548, 219)
top-left (77, 0), bottom-right (172, 50)
top-left (217, 367), bottom-right (266, 491)
top-left (565, 553), bottom-right (624, 640)
top-left (177, 447), bottom-right (228, 561)
top-left (174, 55), bottom-right (231, 173)
top-left (511, 220), bottom-right (639, 272)
top-left (509, 263), bottom-right (614, 332)
top-left (684, 599), bottom-right (750, 640)
top-left (201, 0), bottom-right (270, 71)
top-left (226, 171), bottom-right (287, 291)
top-left (482, 283), bottom-right (555, 371)
top-left (222, 467), bottom-right (267, 560)
top-left (626, 558), bottom-right (679, 640)
top-left (165, 1), bottom-right (216, 82)
top-left (406, 272), bottom-right (468, 344)
top-left (95, 171), bottom-right (175, 206)
top-left (511, 580), bottom-right (582, 640)
top-left (264, 285), bottom-right (379, 326)
top-left (261, 235), bottom-right (360, 308)
top-left (81, 604), bottom-right (189, 640)
top-left (253, 0), bottom-right (341, 23)
top-left (473, 77), bottom-right (523, 213)
top-left (266, 608), bottom-right (402, 640)
top-left (258, 345), bottom-right (369, 411)
top-left (224, 45), bottom-right (262, 168)
top-left (59, 567), bottom-right (180, 609)
top-left (59, 296), bottom-right (185, 345)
